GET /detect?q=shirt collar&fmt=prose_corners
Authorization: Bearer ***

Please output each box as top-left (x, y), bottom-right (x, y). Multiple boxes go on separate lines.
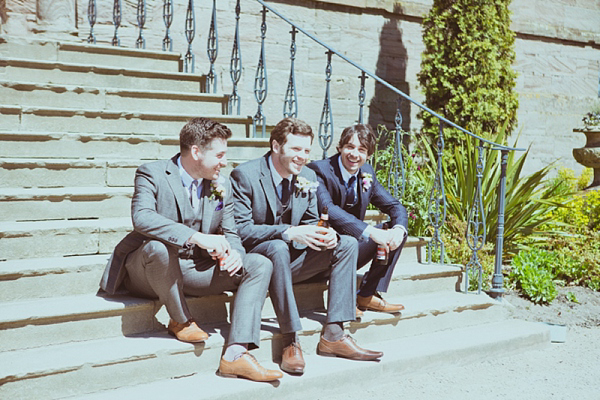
top-left (337, 154), bottom-right (358, 185)
top-left (268, 155), bottom-right (292, 188)
top-left (177, 155), bottom-right (203, 189)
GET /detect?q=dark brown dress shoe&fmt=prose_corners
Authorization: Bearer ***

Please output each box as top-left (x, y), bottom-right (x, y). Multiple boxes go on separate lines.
top-left (317, 335), bottom-right (383, 361)
top-left (357, 294), bottom-right (404, 313)
top-left (219, 353), bottom-right (283, 382)
top-left (281, 342), bottom-right (305, 374)
top-left (167, 319), bottom-right (209, 343)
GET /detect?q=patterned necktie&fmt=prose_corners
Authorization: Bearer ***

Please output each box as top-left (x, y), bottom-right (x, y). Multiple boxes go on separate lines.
top-left (190, 180), bottom-right (201, 212)
top-left (281, 178), bottom-right (290, 205)
top-left (346, 175), bottom-right (356, 207)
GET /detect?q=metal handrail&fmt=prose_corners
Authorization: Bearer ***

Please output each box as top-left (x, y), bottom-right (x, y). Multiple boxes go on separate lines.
top-left (255, 0), bottom-right (524, 153)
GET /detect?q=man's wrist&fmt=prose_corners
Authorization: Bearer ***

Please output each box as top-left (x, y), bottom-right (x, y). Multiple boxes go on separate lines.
top-left (392, 225), bottom-right (408, 237)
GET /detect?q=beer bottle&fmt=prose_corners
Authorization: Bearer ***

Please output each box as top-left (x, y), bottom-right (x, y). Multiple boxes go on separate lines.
top-left (376, 221), bottom-right (389, 264)
top-left (317, 206), bottom-right (330, 250)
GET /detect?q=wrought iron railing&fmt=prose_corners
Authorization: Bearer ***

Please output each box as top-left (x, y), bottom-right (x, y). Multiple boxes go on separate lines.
top-left (84, 0), bottom-right (525, 297)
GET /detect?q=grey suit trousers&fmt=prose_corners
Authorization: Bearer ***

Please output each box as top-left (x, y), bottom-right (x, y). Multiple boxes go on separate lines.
top-left (250, 235), bottom-right (358, 334)
top-left (123, 239), bottom-right (272, 347)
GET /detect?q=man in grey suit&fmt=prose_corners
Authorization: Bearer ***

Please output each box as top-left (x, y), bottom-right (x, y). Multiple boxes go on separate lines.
top-left (230, 118), bottom-right (383, 376)
top-left (99, 118), bottom-right (282, 382)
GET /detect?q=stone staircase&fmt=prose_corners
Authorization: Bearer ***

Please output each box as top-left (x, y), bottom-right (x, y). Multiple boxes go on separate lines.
top-left (0, 35), bottom-right (549, 399)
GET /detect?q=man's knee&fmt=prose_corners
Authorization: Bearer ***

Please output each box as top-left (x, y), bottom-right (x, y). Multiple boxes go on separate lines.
top-left (243, 253), bottom-right (273, 280)
top-left (337, 235), bottom-right (359, 255)
top-left (141, 240), bottom-right (173, 265)
top-left (251, 239), bottom-right (290, 259)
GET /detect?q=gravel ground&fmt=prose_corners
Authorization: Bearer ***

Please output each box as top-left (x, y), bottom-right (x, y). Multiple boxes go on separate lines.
top-left (331, 286), bottom-right (600, 400)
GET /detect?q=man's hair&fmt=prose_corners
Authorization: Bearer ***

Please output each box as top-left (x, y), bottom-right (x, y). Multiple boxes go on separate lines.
top-left (269, 118), bottom-right (314, 150)
top-left (337, 124), bottom-right (377, 156)
top-left (180, 118), bottom-right (232, 152)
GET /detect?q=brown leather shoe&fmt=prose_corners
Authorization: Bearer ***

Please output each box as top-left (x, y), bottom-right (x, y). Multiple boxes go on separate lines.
top-left (357, 294), bottom-right (404, 313)
top-left (317, 335), bottom-right (383, 361)
top-left (219, 352), bottom-right (283, 382)
top-left (167, 319), bottom-right (209, 343)
top-left (281, 342), bottom-right (305, 374)
top-left (356, 307), bottom-right (364, 318)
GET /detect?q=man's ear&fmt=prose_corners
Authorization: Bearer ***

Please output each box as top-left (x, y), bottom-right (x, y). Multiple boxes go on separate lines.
top-left (272, 141), bottom-right (280, 155)
top-left (191, 145), bottom-right (201, 161)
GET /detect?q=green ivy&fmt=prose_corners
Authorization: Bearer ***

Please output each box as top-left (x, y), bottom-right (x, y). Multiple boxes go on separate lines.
top-left (418, 0), bottom-right (519, 144)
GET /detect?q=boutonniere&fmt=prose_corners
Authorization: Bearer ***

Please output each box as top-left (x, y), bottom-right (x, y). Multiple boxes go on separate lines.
top-left (210, 178), bottom-right (226, 211)
top-left (294, 176), bottom-right (319, 197)
top-left (361, 173), bottom-right (373, 192)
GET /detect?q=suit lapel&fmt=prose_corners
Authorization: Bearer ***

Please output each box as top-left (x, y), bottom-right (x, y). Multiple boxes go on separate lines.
top-left (165, 155), bottom-right (192, 222)
top-left (259, 156), bottom-right (279, 222)
top-left (358, 169), bottom-right (369, 219)
top-left (330, 154), bottom-right (348, 205)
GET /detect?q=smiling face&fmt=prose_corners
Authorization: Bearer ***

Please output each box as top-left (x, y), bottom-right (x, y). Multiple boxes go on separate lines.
top-left (271, 133), bottom-right (312, 177)
top-left (187, 137), bottom-right (228, 180)
top-left (339, 133), bottom-right (369, 175)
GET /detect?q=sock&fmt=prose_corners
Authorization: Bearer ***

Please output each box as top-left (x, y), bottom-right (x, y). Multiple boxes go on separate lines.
top-left (222, 343), bottom-right (248, 362)
top-left (281, 332), bottom-right (297, 348)
top-left (322, 322), bottom-right (344, 342)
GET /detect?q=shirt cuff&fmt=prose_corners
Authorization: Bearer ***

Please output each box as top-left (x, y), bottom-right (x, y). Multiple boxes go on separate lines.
top-left (392, 224), bottom-right (408, 237)
top-left (362, 225), bottom-right (375, 241)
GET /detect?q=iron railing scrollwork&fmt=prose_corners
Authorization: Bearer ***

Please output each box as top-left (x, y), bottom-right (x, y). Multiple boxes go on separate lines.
top-left (427, 121), bottom-right (447, 264)
top-left (206, 0), bottom-right (219, 92)
top-left (465, 140), bottom-right (487, 293)
top-left (283, 27), bottom-right (298, 119)
top-left (184, 0), bottom-right (196, 73)
top-left (253, 6), bottom-right (268, 137)
top-left (318, 50), bottom-right (334, 159)
top-left (136, 0), bottom-right (146, 49)
top-left (357, 71), bottom-right (367, 124)
top-left (388, 97), bottom-right (406, 199)
top-left (112, 0), bottom-right (122, 46)
top-left (162, 0), bottom-right (174, 51)
top-left (228, 0), bottom-right (242, 115)
top-left (87, 0), bottom-right (97, 44)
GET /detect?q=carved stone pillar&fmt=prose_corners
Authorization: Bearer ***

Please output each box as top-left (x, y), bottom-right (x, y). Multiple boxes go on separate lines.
top-left (35, 0), bottom-right (77, 37)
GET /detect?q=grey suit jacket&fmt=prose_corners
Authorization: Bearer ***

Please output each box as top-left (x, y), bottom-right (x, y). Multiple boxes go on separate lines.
top-left (100, 154), bottom-right (244, 294)
top-left (230, 152), bottom-right (320, 251)
top-left (308, 154), bottom-right (408, 239)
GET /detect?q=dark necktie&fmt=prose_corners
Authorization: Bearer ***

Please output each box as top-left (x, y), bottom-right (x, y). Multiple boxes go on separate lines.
top-left (346, 175), bottom-right (356, 207)
top-left (281, 178), bottom-right (290, 204)
top-left (190, 180), bottom-right (201, 212)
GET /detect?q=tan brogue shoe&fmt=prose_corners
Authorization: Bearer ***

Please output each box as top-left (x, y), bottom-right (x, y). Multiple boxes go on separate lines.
top-left (317, 335), bottom-right (383, 361)
top-left (356, 306), bottom-right (364, 318)
top-left (281, 342), bottom-right (305, 374)
top-left (357, 294), bottom-right (404, 313)
top-left (219, 352), bottom-right (283, 382)
top-left (167, 319), bottom-right (209, 343)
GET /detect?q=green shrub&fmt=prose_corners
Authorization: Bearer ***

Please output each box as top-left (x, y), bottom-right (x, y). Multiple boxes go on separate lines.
top-left (509, 249), bottom-right (558, 304)
top-left (418, 0), bottom-right (518, 145)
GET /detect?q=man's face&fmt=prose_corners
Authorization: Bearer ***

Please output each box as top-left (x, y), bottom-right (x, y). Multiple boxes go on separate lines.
top-left (339, 133), bottom-right (369, 175)
top-left (272, 133), bottom-right (312, 176)
top-left (190, 137), bottom-right (228, 180)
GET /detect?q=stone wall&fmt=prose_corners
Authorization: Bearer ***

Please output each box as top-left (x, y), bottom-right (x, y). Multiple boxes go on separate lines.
top-left (1, 0), bottom-right (599, 174)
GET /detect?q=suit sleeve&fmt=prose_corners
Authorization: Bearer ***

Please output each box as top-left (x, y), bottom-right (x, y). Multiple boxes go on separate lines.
top-left (220, 179), bottom-right (246, 256)
top-left (131, 164), bottom-right (196, 248)
top-left (310, 163), bottom-right (369, 239)
top-left (368, 170), bottom-right (408, 230)
top-left (230, 167), bottom-right (289, 250)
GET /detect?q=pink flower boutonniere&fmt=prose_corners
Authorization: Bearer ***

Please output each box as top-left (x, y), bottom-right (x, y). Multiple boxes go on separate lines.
top-left (295, 176), bottom-right (319, 197)
top-left (210, 178), bottom-right (226, 211)
top-left (361, 173), bottom-right (373, 192)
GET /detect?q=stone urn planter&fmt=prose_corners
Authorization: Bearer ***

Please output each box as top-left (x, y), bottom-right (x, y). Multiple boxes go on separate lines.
top-left (573, 128), bottom-right (600, 189)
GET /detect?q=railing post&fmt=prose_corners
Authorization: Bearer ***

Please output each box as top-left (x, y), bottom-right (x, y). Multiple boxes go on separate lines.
top-left (87, 0), bottom-right (97, 44)
top-left (163, 0), bottom-right (174, 51)
top-left (184, 0), bottom-right (196, 73)
top-left (357, 71), bottom-right (367, 124)
top-left (206, 0), bottom-right (219, 91)
top-left (465, 140), bottom-right (486, 293)
top-left (136, 0), bottom-right (146, 49)
top-left (318, 50), bottom-right (334, 159)
top-left (112, 0), bottom-right (122, 46)
top-left (228, 0), bottom-right (242, 115)
top-left (427, 121), bottom-right (447, 264)
top-left (389, 96), bottom-right (406, 199)
top-left (253, 6), bottom-right (268, 138)
top-left (490, 150), bottom-right (508, 299)
top-left (283, 27), bottom-right (298, 118)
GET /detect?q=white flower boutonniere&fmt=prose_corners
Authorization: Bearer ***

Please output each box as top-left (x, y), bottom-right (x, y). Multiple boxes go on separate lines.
top-left (210, 178), bottom-right (226, 210)
top-left (295, 176), bottom-right (319, 197)
top-left (361, 173), bottom-right (373, 192)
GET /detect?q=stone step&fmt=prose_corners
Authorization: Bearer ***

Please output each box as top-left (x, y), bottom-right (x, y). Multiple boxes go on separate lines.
top-left (0, 288), bottom-right (494, 353)
top-left (0, 217), bottom-right (131, 261)
top-left (0, 293), bottom-right (505, 398)
top-left (0, 57), bottom-right (204, 92)
top-left (0, 131), bottom-right (270, 161)
top-left (0, 244), bottom-right (453, 301)
top-left (0, 35), bottom-right (183, 72)
top-left (0, 80), bottom-right (228, 114)
top-left (0, 105), bottom-right (252, 137)
top-left (72, 320), bottom-right (550, 400)
top-left (0, 187), bottom-right (133, 221)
